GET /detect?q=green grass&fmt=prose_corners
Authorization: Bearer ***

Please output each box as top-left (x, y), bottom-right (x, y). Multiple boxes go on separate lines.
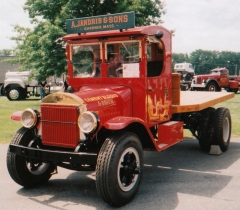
top-left (0, 92), bottom-right (239, 143)
top-left (0, 96), bottom-right (40, 143)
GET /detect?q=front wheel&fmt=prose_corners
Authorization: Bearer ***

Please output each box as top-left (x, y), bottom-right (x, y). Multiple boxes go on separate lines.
top-left (212, 108), bottom-right (231, 152)
top-left (7, 127), bottom-right (56, 188)
top-left (206, 82), bottom-right (220, 92)
top-left (96, 132), bottom-right (143, 206)
top-left (6, 87), bottom-right (22, 100)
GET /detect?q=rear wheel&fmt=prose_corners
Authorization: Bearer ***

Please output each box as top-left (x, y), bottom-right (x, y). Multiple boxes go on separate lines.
top-left (7, 127), bottom-right (56, 188)
top-left (96, 132), bottom-right (143, 206)
top-left (198, 107), bottom-right (215, 152)
top-left (212, 108), bottom-right (231, 152)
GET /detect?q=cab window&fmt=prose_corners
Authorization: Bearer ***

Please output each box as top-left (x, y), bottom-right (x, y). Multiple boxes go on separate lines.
top-left (147, 42), bottom-right (164, 77)
top-left (106, 41), bottom-right (141, 78)
top-left (70, 43), bottom-right (101, 78)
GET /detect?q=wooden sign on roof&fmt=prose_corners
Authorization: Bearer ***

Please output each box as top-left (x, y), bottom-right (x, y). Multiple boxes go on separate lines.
top-left (66, 12), bottom-right (135, 34)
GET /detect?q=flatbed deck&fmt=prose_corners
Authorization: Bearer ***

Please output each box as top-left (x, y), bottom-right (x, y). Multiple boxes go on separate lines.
top-left (172, 91), bottom-right (234, 113)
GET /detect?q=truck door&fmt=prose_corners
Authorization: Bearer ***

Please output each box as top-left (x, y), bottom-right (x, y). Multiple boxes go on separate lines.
top-left (146, 42), bottom-right (171, 126)
top-left (219, 70), bottom-right (229, 87)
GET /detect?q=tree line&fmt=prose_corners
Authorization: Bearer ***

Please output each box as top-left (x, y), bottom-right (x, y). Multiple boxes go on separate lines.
top-left (173, 50), bottom-right (240, 75)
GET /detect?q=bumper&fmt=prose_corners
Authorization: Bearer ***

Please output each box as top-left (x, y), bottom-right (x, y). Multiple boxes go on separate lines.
top-left (191, 84), bottom-right (206, 88)
top-left (9, 144), bottom-right (97, 166)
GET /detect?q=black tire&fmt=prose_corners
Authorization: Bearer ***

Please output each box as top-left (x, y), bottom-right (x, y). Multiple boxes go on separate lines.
top-left (0, 85), bottom-right (4, 96)
top-left (206, 82), bottom-right (220, 92)
top-left (186, 83), bottom-right (191, 90)
top-left (227, 89), bottom-right (238, 93)
top-left (6, 87), bottom-right (22, 101)
top-left (7, 127), bottom-right (56, 188)
top-left (20, 89), bottom-right (27, 99)
top-left (198, 107), bottom-right (215, 152)
top-left (96, 132), bottom-right (143, 207)
top-left (212, 108), bottom-right (231, 152)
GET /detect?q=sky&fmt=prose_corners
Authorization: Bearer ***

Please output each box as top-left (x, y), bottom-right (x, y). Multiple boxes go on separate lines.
top-left (1, 0), bottom-right (240, 54)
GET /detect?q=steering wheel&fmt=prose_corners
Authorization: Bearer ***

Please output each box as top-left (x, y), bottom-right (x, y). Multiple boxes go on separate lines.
top-left (116, 66), bottom-right (123, 78)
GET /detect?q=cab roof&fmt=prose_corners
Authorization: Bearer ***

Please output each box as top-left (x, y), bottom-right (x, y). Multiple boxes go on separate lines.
top-left (62, 25), bottom-right (171, 41)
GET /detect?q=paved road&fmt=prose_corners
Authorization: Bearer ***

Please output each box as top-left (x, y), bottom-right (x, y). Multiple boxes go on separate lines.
top-left (1, 138), bottom-right (240, 210)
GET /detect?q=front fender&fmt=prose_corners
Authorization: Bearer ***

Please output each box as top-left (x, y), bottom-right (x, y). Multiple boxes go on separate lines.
top-left (206, 79), bottom-right (218, 86)
top-left (10, 111), bottom-right (23, 121)
top-left (4, 79), bottom-right (26, 89)
top-left (104, 116), bottom-right (145, 130)
top-left (103, 116), bottom-right (157, 150)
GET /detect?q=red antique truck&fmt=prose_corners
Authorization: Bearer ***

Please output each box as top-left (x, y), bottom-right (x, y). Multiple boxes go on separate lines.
top-left (7, 12), bottom-right (234, 207)
top-left (191, 67), bottom-right (240, 93)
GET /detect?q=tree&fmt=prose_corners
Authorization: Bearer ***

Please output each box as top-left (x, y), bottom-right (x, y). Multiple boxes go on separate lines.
top-left (0, 49), bottom-right (13, 56)
top-left (10, 0), bottom-right (166, 80)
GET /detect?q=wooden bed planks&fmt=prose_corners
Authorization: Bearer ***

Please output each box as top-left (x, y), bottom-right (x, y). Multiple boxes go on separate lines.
top-left (172, 91), bottom-right (234, 113)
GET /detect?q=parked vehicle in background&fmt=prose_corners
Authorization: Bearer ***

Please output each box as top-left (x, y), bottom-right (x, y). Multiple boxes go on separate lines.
top-left (191, 67), bottom-right (240, 93)
top-left (3, 71), bottom-right (65, 100)
top-left (0, 56), bottom-right (21, 96)
top-left (174, 63), bottom-right (194, 90)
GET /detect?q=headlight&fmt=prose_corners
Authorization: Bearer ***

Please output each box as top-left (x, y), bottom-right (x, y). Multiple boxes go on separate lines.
top-left (78, 111), bottom-right (99, 134)
top-left (21, 108), bottom-right (39, 128)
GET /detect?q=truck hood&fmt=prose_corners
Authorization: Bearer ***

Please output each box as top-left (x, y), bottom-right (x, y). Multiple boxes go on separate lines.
top-left (41, 85), bottom-right (133, 120)
top-left (194, 73), bottom-right (219, 79)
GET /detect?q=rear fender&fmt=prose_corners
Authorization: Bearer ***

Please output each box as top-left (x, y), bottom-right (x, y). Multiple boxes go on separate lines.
top-left (229, 80), bottom-right (239, 89)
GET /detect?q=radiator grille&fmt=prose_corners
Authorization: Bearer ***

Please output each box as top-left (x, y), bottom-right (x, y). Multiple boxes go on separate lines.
top-left (41, 105), bottom-right (79, 148)
top-left (197, 77), bottom-right (202, 84)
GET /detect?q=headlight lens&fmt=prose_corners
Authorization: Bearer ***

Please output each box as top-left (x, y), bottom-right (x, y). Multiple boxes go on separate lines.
top-left (78, 111), bottom-right (98, 134)
top-left (21, 108), bottom-right (38, 128)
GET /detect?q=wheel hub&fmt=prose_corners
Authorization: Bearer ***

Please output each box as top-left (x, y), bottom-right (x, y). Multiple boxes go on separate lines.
top-left (118, 147), bottom-right (140, 191)
top-left (209, 86), bottom-right (215, 91)
top-left (26, 140), bottom-right (50, 175)
top-left (223, 117), bottom-right (230, 143)
top-left (9, 89), bottom-right (20, 99)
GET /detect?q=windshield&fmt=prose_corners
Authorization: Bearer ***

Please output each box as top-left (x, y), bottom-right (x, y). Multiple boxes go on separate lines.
top-left (70, 43), bottom-right (101, 78)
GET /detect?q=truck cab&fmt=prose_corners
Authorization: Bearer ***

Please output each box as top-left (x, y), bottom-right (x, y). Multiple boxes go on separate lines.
top-left (174, 62), bottom-right (194, 77)
top-left (174, 63), bottom-right (194, 90)
top-left (63, 25), bottom-right (173, 128)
